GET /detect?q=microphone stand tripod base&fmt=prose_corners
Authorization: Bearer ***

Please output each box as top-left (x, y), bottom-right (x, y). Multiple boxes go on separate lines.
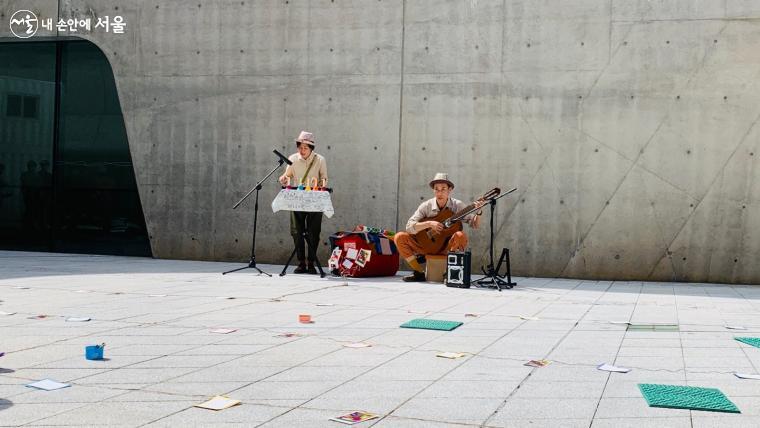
top-left (474, 248), bottom-right (516, 291)
top-left (222, 158), bottom-right (285, 276)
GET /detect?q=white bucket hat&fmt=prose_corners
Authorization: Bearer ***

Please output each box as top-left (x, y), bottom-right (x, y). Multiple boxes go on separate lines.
top-left (295, 130), bottom-right (315, 147)
top-left (429, 172), bottom-right (455, 189)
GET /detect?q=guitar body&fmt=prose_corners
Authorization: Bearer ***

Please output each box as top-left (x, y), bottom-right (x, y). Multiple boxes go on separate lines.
top-left (413, 208), bottom-right (464, 254)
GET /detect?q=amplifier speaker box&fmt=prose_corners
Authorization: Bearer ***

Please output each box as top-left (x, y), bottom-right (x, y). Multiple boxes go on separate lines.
top-left (446, 250), bottom-right (471, 288)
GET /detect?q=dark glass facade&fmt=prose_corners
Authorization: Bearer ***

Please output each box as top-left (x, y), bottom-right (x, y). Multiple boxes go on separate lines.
top-left (0, 40), bottom-right (151, 256)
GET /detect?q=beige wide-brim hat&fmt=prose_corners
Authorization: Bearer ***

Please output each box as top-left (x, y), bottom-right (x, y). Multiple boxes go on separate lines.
top-left (295, 130), bottom-right (315, 147)
top-left (429, 172), bottom-right (455, 189)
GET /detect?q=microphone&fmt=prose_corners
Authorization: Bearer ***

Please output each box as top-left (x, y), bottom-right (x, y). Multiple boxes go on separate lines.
top-left (273, 149), bottom-right (292, 165)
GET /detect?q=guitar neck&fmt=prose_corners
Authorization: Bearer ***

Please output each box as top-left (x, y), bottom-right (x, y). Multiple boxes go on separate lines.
top-left (445, 204), bottom-right (478, 227)
top-left (453, 203), bottom-right (477, 219)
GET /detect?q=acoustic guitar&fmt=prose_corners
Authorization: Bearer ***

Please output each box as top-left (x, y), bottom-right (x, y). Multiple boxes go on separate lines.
top-left (413, 187), bottom-right (501, 254)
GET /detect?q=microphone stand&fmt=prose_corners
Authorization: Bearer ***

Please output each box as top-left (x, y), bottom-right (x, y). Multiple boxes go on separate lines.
top-left (222, 159), bottom-right (285, 276)
top-left (474, 188), bottom-right (517, 290)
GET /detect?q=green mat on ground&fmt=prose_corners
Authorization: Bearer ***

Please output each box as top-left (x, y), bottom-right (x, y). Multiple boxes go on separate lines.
top-left (638, 384), bottom-right (740, 414)
top-left (627, 324), bottom-right (679, 331)
top-left (400, 319), bottom-right (462, 331)
top-left (735, 337), bottom-right (760, 348)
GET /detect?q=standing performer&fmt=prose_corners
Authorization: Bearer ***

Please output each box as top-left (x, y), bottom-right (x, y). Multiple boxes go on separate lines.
top-left (278, 131), bottom-right (328, 274)
top-left (394, 173), bottom-right (484, 282)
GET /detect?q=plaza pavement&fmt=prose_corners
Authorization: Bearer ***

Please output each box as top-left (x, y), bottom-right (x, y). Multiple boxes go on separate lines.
top-left (1, 251), bottom-right (760, 427)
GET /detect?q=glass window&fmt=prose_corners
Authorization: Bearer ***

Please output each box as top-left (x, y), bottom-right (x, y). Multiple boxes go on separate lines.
top-left (6, 94), bottom-right (22, 117)
top-left (0, 42), bottom-right (56, 251)
top-left (54, 41), bottom-right (150, 256)
top-left (0, 40), bottom-right (151, 257)
top-left (23, 95), bottom-right (38, 118)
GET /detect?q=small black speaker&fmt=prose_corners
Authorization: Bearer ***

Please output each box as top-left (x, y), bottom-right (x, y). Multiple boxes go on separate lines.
top-left (446, 250), bottom-right (471, 288)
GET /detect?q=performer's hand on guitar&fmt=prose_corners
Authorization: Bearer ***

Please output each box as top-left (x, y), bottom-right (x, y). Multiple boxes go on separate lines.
top-left (426, 221), bottom-right (444, 234)
top-left (471, 198), bottom-right (486, 229)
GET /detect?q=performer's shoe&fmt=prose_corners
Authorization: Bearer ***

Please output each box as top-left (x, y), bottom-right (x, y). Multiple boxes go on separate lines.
top-left (307, 262), bottom-right (318, 275)
top-left (294, 262), bottom-right (307, 274)
top-left (402, 271), bottom-right (426, 282)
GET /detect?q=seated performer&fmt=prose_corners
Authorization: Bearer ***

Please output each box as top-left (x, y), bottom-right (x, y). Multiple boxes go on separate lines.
top-left (394, 173), bottom-right (485, 282)
top-left (278, 131), bottom-right (328, 274)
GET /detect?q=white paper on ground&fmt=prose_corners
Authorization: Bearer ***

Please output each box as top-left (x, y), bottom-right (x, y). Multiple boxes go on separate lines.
top-left (210, 328), bottom-right (237, 334)
top-left (65, 317), bottom-right (91, 322)
top-left (725, 325), bottom-right (748, 330)
top-left (609, 321), bottom-right (632, 325)
top-left (519, 315), bottom-right (540, 321)
top-left (597, 363), bottom-right (631, 373)
top-left (436, 352), bottom-right (467, 359)
top-left (0, 311), bottom-right (16, 316)
top-left (74, 290), bottom-right (90, 293)
top-left (149, 294), bottom-right (167, 297)
top-left (734, 372), bottom-right (760, 380)
top-left (26, 379), bottom-right (71, 391)
top-left (343, 342), bottom-right (372, 348)
top-left (12, 286), bottom-right (29, 289)
top-left (194, 395), bottom-right (241, 410)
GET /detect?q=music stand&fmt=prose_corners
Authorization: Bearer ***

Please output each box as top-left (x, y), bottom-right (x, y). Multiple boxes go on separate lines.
top-left (474, 188), bottom-right (517, 291)
top-left (222, 160), bottom-right (285, 276)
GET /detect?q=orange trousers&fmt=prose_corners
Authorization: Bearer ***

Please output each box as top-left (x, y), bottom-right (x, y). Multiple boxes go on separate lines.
top-left (394, 231), bottom-right (468, 272)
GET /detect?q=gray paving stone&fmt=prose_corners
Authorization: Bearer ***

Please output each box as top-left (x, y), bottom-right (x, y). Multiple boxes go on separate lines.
top-left (3, 252), bottom-right (760, 427)
top-left (8, 385), bottom-right (128, 404)
top-left (231, 380), bottom-right (343, 400)
top-left (391, 397), bottom-right (505, 425)
top-left (417, 379), bottom-right (521, 399)
top-left (125, 354), bottom-right (241, 369)
top-left (491, 397), bottom-right (599, 420)
top-left (373, 416), bottom-right (480, 427)
top-left (511, 380), bottom-right (606, 399)
top-left (0, 403), bottom-right (87, 426)
top-left (7, 368), bottom-right (111, 383)
top-left (73, 367), bottom-right (198, 385)
top-left (304, 379), bottom-right (430, 413)
top-left (142, 381), bottom-right (251, 398)
top-left (590, 417), bottom-right (691, 427)
top-left (257, 407), bottom-right (353, 427)
top-left (594, 397), bottom-right (691, 418)
top-left (691, 416), bottom-right (760, 428)
top-left (26, 401), bottom-right (193, 426)
top-left (488, 418), bottom-right (591, 428)
top-left (142, 404), bottom-right (291, 427)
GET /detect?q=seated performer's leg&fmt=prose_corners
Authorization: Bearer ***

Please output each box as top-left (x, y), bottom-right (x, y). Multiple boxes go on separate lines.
top-left (393, 232), bottom-right (426, 282)
top-left (447, 231), bottom-right (469, 252)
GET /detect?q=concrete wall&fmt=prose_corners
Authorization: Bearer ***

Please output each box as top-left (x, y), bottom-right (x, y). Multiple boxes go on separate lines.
top-left (3, 0), bottom-right (760, 284)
